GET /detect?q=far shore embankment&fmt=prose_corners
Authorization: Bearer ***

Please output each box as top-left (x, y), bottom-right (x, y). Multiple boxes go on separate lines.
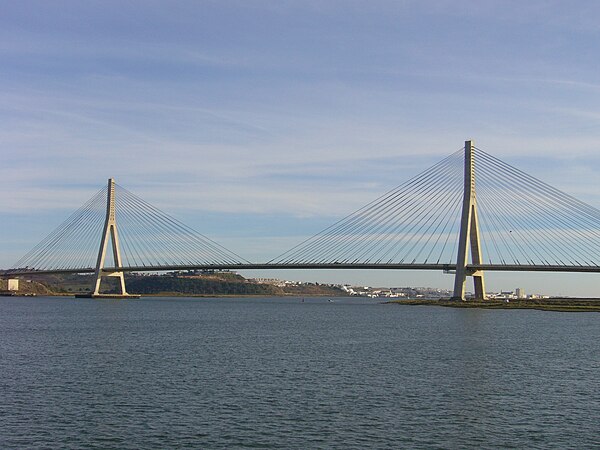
top-left (387, 298), bottom-right (600, 312)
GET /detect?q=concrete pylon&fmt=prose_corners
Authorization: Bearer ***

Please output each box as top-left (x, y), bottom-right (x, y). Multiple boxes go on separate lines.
top-left (451, 141), bottom-right (486, 301)
top-left (91, 178), bottom-right (129, 296)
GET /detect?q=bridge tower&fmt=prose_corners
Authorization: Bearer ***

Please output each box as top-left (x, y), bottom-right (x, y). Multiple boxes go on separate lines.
top-left (451, 140), bottom-right (486, 301)
top-left (90, 178), bottom-right (130, 297)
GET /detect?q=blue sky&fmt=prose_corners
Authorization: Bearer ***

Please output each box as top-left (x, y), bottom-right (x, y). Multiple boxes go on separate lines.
top-left (3, 1), bottom-right (600, 295)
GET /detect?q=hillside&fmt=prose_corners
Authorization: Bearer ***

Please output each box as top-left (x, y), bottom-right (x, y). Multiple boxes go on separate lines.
top-left (6, 272), bottom-right (346, 297)
top-left (126, 274), bottom-right (280, 296)
top-left (0, 278), bottom-right (54, 295)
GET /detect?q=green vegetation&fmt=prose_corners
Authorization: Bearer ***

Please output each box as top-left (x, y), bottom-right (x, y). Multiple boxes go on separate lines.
top-left (389, 298), bottom-right (600, 312)
top-left (126, 275), bottom-right (279, 296)
top-left (125, 274), bottom-right (346, 296)
top-left (0, 278), bottom-right (53, 295)
top-left (5, 272), bottom-right (346, 297)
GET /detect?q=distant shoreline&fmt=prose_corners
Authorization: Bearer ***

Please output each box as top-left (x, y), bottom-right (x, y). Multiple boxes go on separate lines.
top-left (387, 298), bottom-right (600, 312)
top-left (2, 293), bottom-right (351, 299)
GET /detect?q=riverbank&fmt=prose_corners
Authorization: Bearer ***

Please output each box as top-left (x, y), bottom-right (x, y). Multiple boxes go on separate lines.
top-left (388, 298), bottom-right (600, 312)
top-left (3, 273), bottom-right (346, 297)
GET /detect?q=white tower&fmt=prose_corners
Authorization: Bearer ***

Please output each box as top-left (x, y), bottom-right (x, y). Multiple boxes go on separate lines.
top-left (452, 141), bottom-right (486, 301)
top-left (91, 178), bottom-right (129, 297)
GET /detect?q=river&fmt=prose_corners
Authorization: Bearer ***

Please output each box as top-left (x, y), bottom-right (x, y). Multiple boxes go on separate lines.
top-left (1, 296), bottom-right (599, 448)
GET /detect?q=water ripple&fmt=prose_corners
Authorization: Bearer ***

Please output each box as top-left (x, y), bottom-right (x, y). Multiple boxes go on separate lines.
top-left (1, 296), bottom-right (599, 449)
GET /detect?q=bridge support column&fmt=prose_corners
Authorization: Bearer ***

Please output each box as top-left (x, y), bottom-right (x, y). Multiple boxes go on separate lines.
top-left (90, 178), bottom-right (130, 297)
top-left (452, 140), bottom-right (486, 301)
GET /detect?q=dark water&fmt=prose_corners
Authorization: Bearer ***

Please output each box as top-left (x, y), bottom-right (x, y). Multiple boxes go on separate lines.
top-left (1, 296), bottom-right (599, 449)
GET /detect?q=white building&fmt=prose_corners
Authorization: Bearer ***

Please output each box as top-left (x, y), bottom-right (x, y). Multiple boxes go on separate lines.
top-left (7, 279), bottom-right (19, 291)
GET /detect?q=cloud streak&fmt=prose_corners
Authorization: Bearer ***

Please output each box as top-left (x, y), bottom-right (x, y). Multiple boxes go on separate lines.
top-left (2, 1), bottom-right (600, 295)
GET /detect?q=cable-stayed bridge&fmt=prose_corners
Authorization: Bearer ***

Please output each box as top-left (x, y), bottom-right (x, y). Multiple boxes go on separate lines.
top-left (5, 140), bottom-right (600, 300)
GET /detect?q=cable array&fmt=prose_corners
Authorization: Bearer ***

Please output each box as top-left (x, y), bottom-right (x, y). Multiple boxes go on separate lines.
top-left (270, 150), bottom-right (465, 265)
top-left (474, 147), bottom-right (600, 267)
top-left (113, 184), bottom-right (247, 267)
top-left (13, 146), bottom-right (600, 272)
top-left (13, 187), bottom-right (108, 271)
top-left (12, 182), bottom-right (248, 271)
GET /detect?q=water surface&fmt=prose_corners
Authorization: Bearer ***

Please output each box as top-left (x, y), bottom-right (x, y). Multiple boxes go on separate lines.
top-left (1, 296), bottom-right (599, 448)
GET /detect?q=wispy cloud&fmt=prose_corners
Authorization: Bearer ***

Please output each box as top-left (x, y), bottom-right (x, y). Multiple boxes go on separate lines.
top-left (2, 1), bottom-right (600, 295)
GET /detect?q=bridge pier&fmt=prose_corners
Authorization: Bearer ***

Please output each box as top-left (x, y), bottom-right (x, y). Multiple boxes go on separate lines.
top-left (84, 178), bottom-right (137, 298)
top-left (451, 140), bottom-right (487, 301)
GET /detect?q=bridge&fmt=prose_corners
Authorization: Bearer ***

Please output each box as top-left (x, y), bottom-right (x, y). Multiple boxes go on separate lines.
top-left (5, 140), bottom-right (600, 300)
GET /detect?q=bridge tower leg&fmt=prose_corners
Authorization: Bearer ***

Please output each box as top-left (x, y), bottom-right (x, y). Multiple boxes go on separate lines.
top-left (91, 178), bottom-right (129, 297)
top-left (451, 140), bottom-right (486, 301)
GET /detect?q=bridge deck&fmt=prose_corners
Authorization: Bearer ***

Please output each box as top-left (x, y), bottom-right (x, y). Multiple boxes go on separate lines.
top-left (4, 263), bottom-right (600, 276)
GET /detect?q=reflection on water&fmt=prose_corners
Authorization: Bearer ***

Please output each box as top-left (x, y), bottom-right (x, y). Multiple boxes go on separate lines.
top-left (1, 296), bottom-right (599, 448)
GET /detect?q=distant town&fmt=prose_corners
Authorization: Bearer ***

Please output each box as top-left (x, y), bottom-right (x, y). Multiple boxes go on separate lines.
top-left (248, 277), bottom-right (549, 300)
top-left (2, 269), bottom-right (552, 300)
